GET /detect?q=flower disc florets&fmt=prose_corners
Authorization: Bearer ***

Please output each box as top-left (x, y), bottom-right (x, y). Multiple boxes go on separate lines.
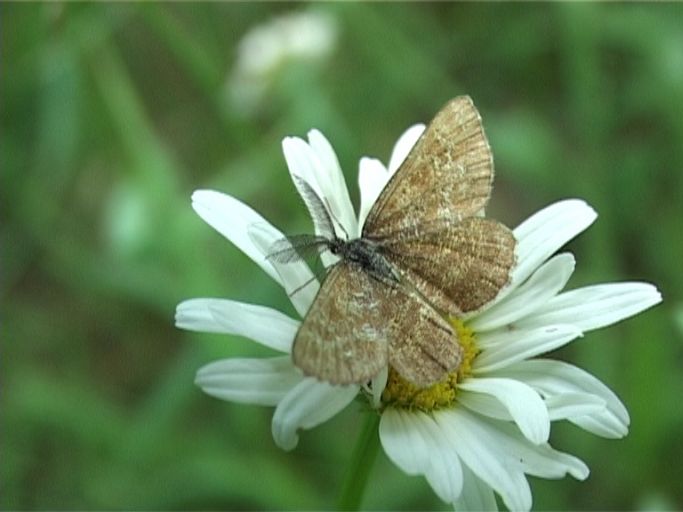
top-left (381, 319), bottom-right (477, 411)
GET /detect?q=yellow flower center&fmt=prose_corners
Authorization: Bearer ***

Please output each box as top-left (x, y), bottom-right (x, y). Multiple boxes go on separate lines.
top-left (380, 318), bottom-right (478, 411)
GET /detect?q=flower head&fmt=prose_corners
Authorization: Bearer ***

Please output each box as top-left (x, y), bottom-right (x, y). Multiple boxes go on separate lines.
top-left (177, 119), bottom-right (661, 510)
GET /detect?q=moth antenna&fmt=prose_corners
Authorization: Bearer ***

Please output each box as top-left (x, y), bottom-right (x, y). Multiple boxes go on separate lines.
top-left (267, 234), bottom-right (330, 263)
top-left (292, 175), bottom-right (336, 239)
top-left (324, 197), bottom-right (350, 240)
top-left (288, 274), bottom-right (319, 298)
top-left (288, 259), bottom-right (333, 298)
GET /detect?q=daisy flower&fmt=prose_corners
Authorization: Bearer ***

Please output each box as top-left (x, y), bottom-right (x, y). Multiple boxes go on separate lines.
top-left (176, 122), bottom-right (661, 510)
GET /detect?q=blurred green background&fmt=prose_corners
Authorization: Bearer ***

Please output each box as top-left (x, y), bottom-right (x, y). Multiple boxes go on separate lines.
top-left (2, 2), bottom-right (683, 510)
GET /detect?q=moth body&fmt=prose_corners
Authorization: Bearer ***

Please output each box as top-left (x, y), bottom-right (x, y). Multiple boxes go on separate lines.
top-left (329, 237), bottom-right (398, 284)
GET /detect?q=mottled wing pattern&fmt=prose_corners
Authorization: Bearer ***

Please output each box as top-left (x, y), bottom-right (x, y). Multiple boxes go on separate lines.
top-left (385, 290), bottom-right (463, 388)
top-left (293, 262), bottom-right (463, 386)
top-left (363, 96), bottom-right (493, 239)
top-left (380, 217), bottom-right (516, 315)
top-left (292, 263), bottom-right (389, 385)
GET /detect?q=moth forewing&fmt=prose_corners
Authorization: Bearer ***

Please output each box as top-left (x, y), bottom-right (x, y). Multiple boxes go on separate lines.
top-left (292, 264), bottom-right (389, 385)
top-left (384, 283), bottom-right (464, 388)
top-left (378, 217), bottom-right (516, 316)
top-left (363, 96), bottom-right (495, 239)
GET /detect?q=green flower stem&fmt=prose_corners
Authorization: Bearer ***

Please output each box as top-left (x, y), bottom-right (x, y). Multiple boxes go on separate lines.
top-left (338, 411), bottom-right (382, 511)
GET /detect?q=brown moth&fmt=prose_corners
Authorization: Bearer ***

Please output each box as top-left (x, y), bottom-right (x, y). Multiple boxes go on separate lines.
top-left (268, 96), bottom-right (516, 388)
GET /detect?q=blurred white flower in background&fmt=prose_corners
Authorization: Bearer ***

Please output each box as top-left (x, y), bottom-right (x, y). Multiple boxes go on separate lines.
top-left (228, 10), bottom-right (338, 114)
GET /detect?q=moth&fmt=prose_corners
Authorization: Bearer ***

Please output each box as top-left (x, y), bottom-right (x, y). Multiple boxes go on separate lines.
top-left (268, 96), bottom-right (516, 388)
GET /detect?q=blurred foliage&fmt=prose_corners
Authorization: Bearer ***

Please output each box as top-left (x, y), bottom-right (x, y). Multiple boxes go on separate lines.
top-left (2, 3), bottom-right (683, 510)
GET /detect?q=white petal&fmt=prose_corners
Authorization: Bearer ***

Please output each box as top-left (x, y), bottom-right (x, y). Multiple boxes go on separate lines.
top-left (513, 199), bottom-right (596, 249)
top-left (370, 366), bottom-right (389, 408)
top-left (517, 282), bottom-right (662, 332)
top-left (191, 190), bottom-right (281, 284)
top-left (458, 378), bottom-right (550, 444)
top-left (496, 200), bottom-right (597, 304)
top-left (176, 298), bottom-right (228, 334)
top-left (436, 408), bottom-right (532, 511)
top-left (281, 137), bottom-right (348, 269)
top-left (438, 408), bottom-right (588, 511)
top-left (388, 124), bottom-right (425, 173)
top-left (455, 389), bottom-right (512, 422)
top-left (527, 447), bottom-right (589, 481)
top-left (481, 419), bottom-right (590, 481)
top-left (470, 253), bottom-right (575, 331)
top-left (195, 356), bottom-right (301, 406)
top-left (209, 300), bottom-right (298, 353)
top-left (282, 133), bottom-right (358, 241)
top-left (544, 393), bottom-right (606, 421)
top-left (357, 157), bottom-right (390, 229)
top-left (379, 409), bottom-right (464, 504)
top-left (282, 137), bottom-right (330, 233)
top-left (272, 378), bottom-right (358, 450)
top-left (308, 130), bottom-right (359, 237)
top-left (457, 389), bottom-right (604, 428)
top-left (416, 415), bottom-right (464, 503)
top-left (379, 408), bottom-right (430, 475)
top-left (453, 465), bottom-right (498, 512)
top-left (474, 324), bottom-right (583, 373)
top-left (176, 298), bottom-right (299, 353)
top-left (248, 223), bottom-right (319, 318)
top-left (492, 359), bottom-right (629, 438)
top-left (569, 414), bottom-right (628, 439)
